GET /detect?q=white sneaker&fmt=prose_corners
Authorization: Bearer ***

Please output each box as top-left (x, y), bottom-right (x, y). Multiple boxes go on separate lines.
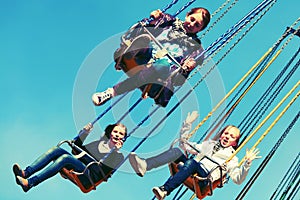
top-left (152, 186), bottom-right (167, 200)
top-left (129, 152), bottom-right (147, 177)
top-left (92, 88), bottom-right (114, 106)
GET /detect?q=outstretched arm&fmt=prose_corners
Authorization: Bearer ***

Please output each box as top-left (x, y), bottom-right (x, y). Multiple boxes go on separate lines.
top-left (245, 148), bottom-right (262, 164)
top-left (74, 123), bottom-right (93, 146)
top-left (228, 148), bottom-right (261, 185)
top-left (179, 111), bottom-right (202, 154)
top-left (180, 111), bottom-right (199, 139)
top-left (147, 9), bottom-right (175, 28)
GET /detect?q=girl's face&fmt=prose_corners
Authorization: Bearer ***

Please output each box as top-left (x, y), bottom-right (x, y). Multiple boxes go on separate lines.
top-left (110, 125), bottom-right (126, 146)
top-left (219, 126), bottom-right (240, 148)
top-left (183, 12), bottom-right (204, 34)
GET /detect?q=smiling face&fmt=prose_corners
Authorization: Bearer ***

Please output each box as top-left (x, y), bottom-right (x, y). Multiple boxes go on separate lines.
top-left (183, 7), bottom-right (210, 34)
top-left (109, 125), bottom-right (126, 147)
top-left (183, 12), bottom-right (204, 34)
top-left (219, 126), bottom-right (240, 148)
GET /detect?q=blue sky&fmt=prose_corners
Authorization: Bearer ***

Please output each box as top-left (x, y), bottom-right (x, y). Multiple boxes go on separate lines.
top-left (1, 0), bottom-right (299, 200)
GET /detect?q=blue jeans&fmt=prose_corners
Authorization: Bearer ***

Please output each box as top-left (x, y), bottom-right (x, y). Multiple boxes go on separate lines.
top-left (24, 146), bottom-right (86, 187)
top-left (163, 159), bottom-right (209, 194)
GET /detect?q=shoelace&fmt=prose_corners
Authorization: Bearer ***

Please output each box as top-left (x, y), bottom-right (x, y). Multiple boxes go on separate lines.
top-left (99, 92), bottom-right (112, 102)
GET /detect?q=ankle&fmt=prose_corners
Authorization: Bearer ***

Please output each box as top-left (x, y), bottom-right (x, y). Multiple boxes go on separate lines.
top-left (24, 167), bottom-right (32, 178)
top-left (22, 177), bottom-right (29, 186)
top-left (109, 88), bottom-right (116, 97)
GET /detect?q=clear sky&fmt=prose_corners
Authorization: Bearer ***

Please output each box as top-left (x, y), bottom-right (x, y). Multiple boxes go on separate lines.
top-left (1, 0), bottom-right (299, 200)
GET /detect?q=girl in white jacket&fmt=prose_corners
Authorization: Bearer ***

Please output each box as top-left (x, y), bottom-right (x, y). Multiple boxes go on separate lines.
top-left (128, 111), bottom-right (260, 199)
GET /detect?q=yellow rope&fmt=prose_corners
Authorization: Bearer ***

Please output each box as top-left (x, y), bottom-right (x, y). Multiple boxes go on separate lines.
top-left (204, 49), bottom-right (283, 141)
top-left (226, 81), bottom-right (300, 164)
top-left (188, 22), bottom-right (300, 140)
top-left (211, 0), bottom-right (232, 17)
top-left (188, 1), bottom-right (277, 80)
top-left (184, 18), bottom-right (300, 200)
top-left (188, 81), bottom-right (299, 200)
top-left (185, 48), bottom-right (274, 140)
top-left (238, 88), bottom-right (300, 166)
top-left (189, 193), bottom-right (196, 200)
top-left (188, 59), bottom-right (298, 200)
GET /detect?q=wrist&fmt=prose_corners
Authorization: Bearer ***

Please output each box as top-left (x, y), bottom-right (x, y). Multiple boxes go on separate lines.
top-left (245, 159), bottom-right (252, 165)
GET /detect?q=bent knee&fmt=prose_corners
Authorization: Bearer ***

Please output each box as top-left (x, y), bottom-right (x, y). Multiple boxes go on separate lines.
top-left (172, 147), bottom-right (184, 155)
top-left (57, 154), bottom-right (72, 161)
top-left (184, 159), bottom-right (197, 167)
top-left (46, 146), bottom-right (60, 154)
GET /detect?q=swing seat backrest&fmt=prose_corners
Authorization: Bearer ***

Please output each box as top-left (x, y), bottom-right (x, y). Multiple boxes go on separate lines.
top-left (121, 55), bottom-right (147, 77)
top-left (115, 33), bottom-right (152, 77)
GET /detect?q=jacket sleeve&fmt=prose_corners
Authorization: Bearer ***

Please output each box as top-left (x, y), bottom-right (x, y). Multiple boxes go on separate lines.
top-left (146, 13), bottom-right (175, 27)
top-left (227, 158), bottom-right (251, 185)
top-left (194, 44), bottom-right (205, 66)
top-left (172, 68), bottom-right (189, 86)
top-left (179, 121), bottom-right (202, 154)
top-left (179, 120), bottom-right (192, 138)
top-left (171, 41), bottom-right (204, 87)
top-left (73, 128), bottom-right (90, 147)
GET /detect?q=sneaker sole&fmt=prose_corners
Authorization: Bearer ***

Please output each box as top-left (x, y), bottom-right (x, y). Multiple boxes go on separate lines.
top-left (152, 187), bottom-right (164, 200)
top-left (16, 176), bottom-right (30, 192)
top-left (13, 164), bottom-right (23, 184)
top-left (129, 153), bottom-right (144, 177)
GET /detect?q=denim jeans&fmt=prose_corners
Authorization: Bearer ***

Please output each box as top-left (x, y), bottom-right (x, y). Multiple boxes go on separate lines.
top-left (163, 159), bottom-right (209, 194)
top-left (24, 146), bottom-right (86, 187)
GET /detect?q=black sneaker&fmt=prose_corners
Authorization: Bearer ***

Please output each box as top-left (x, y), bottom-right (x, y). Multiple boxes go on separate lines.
top-left (16, 176), bottom-right (31, 192)
top-left (13, 163), bottom-right (25, 178)
top-left (13, 163), bottom-right (26, 185)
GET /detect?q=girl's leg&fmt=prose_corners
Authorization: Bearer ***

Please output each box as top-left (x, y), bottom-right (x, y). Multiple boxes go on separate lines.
top-left (146, 147), bottom-right (186, 171)
top-left (113, 67), bottom-right (158, 95)
top-left (28, 153), bottom-right (86, 187)
top-left (163, 159), bottom-right (208, 195)
top-left (24, 146), bottom-right (72, 178)
top-left (129, 147), bottom-right (185, 177)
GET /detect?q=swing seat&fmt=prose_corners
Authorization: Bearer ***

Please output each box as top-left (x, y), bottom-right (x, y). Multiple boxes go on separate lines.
top-left (121, 52), bottom-right (148, 77)
top-left (114, 26), bottom-right (179, 105)
top-left (57, 140), bottom-right (112, 193)
top-left (114, 34), bottom-right (152, 77)
top-left (114, 32), bottom-right (158, 99)
top-left (167, 139), bottom-right (225, 200)
top-left (60, 168), bottom-right (109, 193)
top-left (169, 162), bottom-right (225, 199)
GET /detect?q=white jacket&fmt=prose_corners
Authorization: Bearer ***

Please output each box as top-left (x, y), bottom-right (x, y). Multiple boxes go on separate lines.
top-left (180, 121), bottom-right (251, 184)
